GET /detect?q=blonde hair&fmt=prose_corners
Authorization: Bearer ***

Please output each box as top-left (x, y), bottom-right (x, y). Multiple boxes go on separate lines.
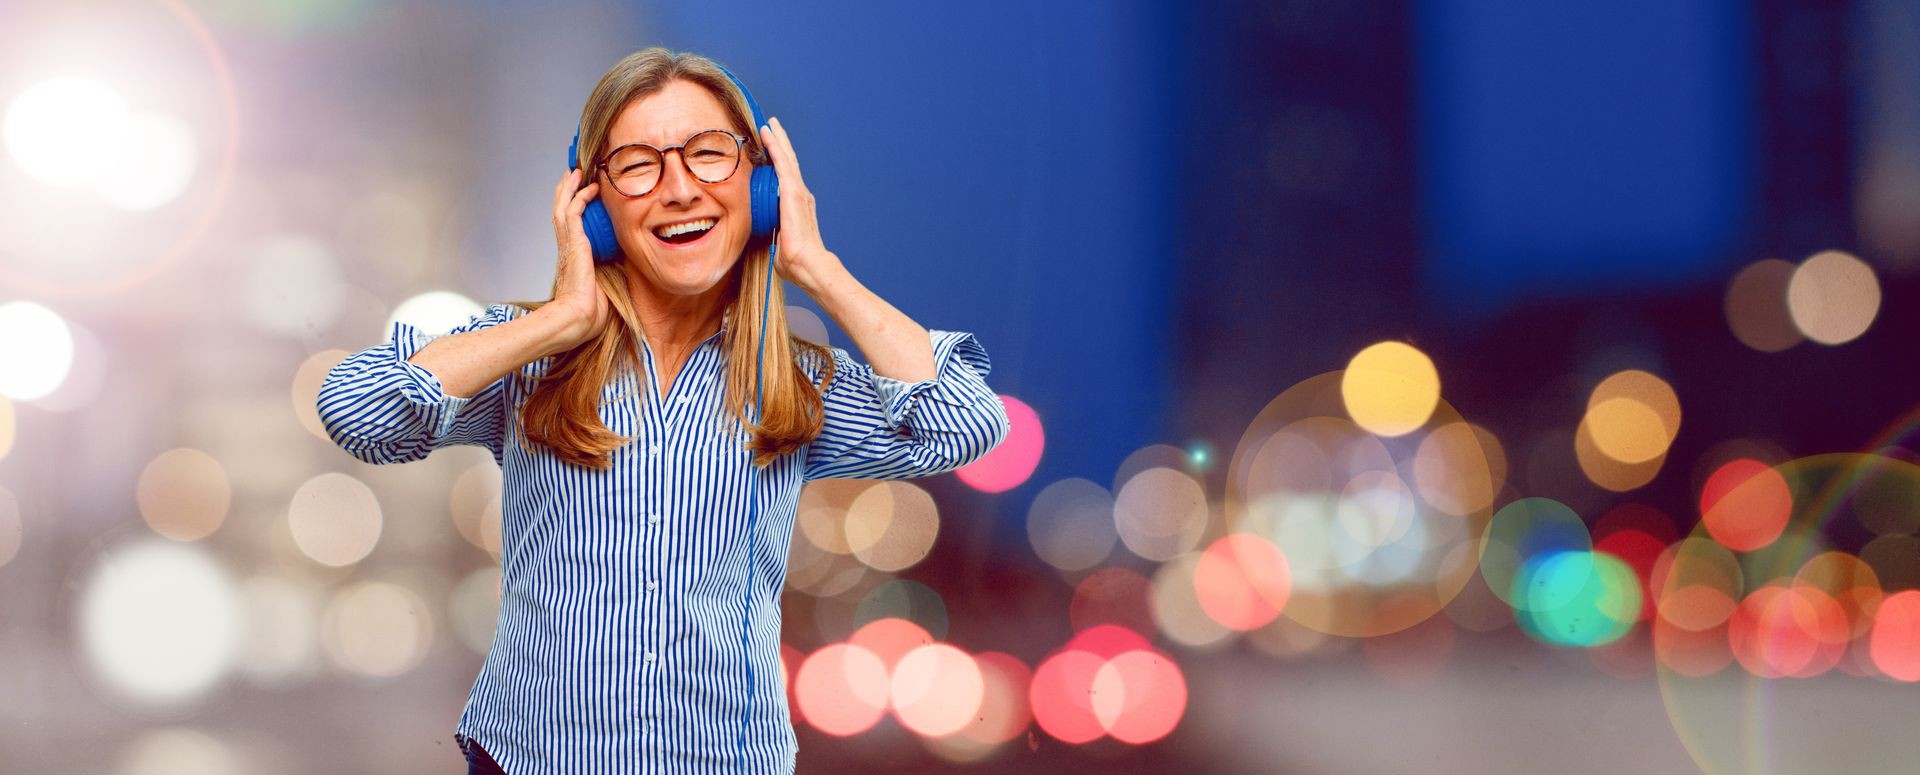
top-left (503, 48), bottom-right (834, 471)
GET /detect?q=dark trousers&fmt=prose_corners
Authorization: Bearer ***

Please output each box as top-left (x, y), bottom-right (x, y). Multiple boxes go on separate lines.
top-left (456, 733), bottom-right (507, 775)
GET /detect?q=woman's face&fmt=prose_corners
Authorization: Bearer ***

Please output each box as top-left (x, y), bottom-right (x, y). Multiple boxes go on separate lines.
top-left (599, 79), bottom-right (753, 301)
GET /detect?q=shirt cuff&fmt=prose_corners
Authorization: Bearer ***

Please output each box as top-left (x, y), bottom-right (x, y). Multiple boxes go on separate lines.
top-left (389, 320), bottom-right (472, 440)
top-left (870, 330), bottom-right (994, 428)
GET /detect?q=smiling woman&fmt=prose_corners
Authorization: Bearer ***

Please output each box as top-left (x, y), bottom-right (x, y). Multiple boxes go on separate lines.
top-left (314, 47), bottom-right (1010, 775)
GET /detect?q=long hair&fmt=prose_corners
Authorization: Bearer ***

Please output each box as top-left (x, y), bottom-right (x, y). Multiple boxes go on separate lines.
top-left (502, 48), bottom-right (834, 471)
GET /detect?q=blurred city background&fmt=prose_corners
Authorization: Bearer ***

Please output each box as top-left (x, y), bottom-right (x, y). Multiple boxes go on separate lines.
top-left (1, 0), bottom-right (1916, 772)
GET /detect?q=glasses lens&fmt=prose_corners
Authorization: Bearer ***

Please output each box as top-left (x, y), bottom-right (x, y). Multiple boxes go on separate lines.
top-left (606, 145), bottom-right (662, 195)
top-left (683, 130), bottom-right (741, 183)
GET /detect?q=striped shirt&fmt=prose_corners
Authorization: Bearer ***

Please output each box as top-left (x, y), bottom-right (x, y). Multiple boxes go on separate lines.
top-left (316, 302), bottom-right (1010, 774)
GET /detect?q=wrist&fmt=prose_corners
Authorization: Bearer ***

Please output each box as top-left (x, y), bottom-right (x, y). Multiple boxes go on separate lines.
top-left (531, 303), bottom-right (591, 355)
top-left (793, 250), bottom-right (848, 298)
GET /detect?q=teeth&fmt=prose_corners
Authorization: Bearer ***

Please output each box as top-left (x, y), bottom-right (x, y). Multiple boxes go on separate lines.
top-left (654, 218), bottom-right (716, 239)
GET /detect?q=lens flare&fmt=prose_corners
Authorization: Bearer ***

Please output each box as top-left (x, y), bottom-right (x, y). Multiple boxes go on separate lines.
top-left (1228, 372), bottom-right (1488, 638)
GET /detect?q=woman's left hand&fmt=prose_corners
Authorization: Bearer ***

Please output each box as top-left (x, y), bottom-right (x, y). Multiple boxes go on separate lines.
top-left (759, 116), bottom-right (844, 294)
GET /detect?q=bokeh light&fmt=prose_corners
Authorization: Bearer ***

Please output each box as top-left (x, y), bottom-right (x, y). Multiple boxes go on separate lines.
top-left (1070, 567), bottom-right (1156, 636)
top-left (287, 472), bottom-right (383, 567)
top-left (319, 580), bottom-right (433, 679)
top-left (1029, 649), bottom-right (1107, 744)
top-left (1574, 418), bottom-right (1665, 492)
top-left (850, 617), bottom-right (936, 672)
top-left (1113, 466), bottom-right (1208, 562)
top-left (1228, 372), bottom-right (1487, 638)
top-left (1193, 533), bottom-right (1292, 632)
top-left (955, 395), bottom-right (1042, 493)
top-left (1091, 649), bottom-right (1187, 744)
top-left (1341, 341), bottom-right (1440, 437)
top-left (1870, 590), bottom-right (1920, 681)
top-left (1513, 550), bottom-right (1641, 647)
top-left (136, 447), bottom-right (231, 541)
top-left (1584, 370), bottom-right (1680, 464)
top-left (957, 651), bottom-right (1032, 745)
top-left (846, 481), bottom-right (939, 572)
top-left (1412, 421), bottom-right (1504, 516)
top-left (28, 316), bottom-right (108, 414)
top-left (796, 643), bottom-right (890, 736)
top-left (113, 727), bottom-right (246, 775)
top-left (0, 486), bottom-right (21, 569)
top-left (291, 349), bottom-right (349, 440)
top-left (854, 578), bottom-right (949, 641)
top-left (448, 567), bottom-right (503, 655)
top-left (891, 644), bottom-right (983, 737)
top-left (0, 396), bottom-right (14, 459)
top-left (1150, 551), bottom-right (1234, 649)
top-left (786, 304), bottom-right (829, 346)
top-left (233, 575), bottom-right (320, 689)
top-left (4, 76), bottom-right (129, 187)
top-left (1786, 249), bottom-right (1881, 345)
top-left (448, 462), bottom-right (503, 557)
top-left (1026, 477), bottom-right (1118, 572)
top-left (1479, 497), bottom-right (1591, 610)
top-left (386, 290), bottom-right (482, 338)
top-left (78, 539), bottom-right (239, 706)
top-left (93, 111), bottom-right (198, 211)
top-left (1723, 258), bottom-right (1804, 352)
top-left (1698, 459), bottom-right (1792, 552)
top-left (0, 301), bottom-right (76, 400)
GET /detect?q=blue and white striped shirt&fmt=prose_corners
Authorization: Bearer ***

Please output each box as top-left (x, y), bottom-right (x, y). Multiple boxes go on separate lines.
top-left (316, 302), bottom-right (1010, 774)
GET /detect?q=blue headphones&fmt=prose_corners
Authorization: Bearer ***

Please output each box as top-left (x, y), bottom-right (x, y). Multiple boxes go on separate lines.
top-left (565, 65), bottom-right (780, 263)
top-left (567, 61), bottom-right (781, 771)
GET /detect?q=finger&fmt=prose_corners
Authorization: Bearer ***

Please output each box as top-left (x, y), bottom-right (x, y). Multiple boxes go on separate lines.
top-left (554, 169), bottom-right (579, 220)
top-left (568, 182), bottom-right (599, 213)
top-left (760, 121), bottom-right (803, 187)
top-left (768, 117), bottom-right (803, 179)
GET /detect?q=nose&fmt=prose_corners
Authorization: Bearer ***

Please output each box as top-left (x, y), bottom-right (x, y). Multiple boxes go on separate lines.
top-left (654, 149), bottom-right (701, 207)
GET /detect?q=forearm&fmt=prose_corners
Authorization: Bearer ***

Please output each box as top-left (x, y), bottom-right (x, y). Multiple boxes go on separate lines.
top-left (804, 254), bottom-right (936, 383)
top-left (406, 305), bottom-right (583, 397)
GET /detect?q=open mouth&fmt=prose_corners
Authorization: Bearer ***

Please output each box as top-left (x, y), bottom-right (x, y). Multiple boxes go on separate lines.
top-left (651, 217), bottom-right (716, 246)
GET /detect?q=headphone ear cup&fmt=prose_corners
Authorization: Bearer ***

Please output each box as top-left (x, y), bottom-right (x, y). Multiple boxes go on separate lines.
top-left (748, 164), bottom-right (779, 241)
top-left (581, 198), bottom-right (621, 264)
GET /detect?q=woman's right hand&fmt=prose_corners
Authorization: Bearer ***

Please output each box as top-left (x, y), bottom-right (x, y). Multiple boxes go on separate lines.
top-left (549, 167), bottom-right (610, 349)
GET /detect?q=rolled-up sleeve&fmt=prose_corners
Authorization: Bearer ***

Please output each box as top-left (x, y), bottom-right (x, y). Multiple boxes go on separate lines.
top-left (317, 303), bottom-right (526, 465)
top-left (802, 329), bottom-right (1012, 481)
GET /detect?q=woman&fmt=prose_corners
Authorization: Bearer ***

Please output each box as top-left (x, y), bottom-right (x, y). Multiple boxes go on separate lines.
top-left (316, 48), bottom-right (1010, 774)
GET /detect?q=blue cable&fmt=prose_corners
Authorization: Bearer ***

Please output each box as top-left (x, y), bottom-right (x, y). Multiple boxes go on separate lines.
top-left (735, 238), bottom-right (776, 772)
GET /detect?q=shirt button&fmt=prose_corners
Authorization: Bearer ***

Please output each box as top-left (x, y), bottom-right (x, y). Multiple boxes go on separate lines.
top-left (649, 444), bottom-right (660, 456)
top-left (646, 580), bottom-right (658, 591)
top-left (678, 396), bottom-right (690, 405)
top-left (645, 651), bottom-right (657, 663)
top-left (648, 512), bottom-right (661, 524)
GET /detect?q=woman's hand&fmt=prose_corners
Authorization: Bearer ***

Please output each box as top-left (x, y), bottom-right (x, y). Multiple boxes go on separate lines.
top-left (759, 116), bottom-right (846, 294)
top-left (549, 167), bottom-right (611, 349)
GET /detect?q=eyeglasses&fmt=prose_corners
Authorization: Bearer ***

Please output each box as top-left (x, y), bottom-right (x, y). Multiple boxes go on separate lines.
top-left (596, 129), bottom-right (747, 197)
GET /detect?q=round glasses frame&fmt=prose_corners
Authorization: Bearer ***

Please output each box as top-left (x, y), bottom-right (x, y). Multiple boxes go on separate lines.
top-left (595, 129), bottom-right (749, 197)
